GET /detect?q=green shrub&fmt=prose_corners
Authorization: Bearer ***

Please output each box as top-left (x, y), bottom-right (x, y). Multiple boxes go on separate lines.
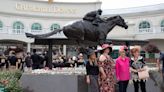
top-left (0, 70), bottom-right (22, 92)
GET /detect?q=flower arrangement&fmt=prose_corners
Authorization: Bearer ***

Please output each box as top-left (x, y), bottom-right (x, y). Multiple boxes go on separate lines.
top-left (0, 70), bottom-right (22, 92)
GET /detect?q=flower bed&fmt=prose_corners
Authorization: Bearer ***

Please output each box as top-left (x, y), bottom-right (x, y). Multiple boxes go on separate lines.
top-left (0, 70), bottom-right (22, 92)
top-left (30, 67), bottom-right (86, 75)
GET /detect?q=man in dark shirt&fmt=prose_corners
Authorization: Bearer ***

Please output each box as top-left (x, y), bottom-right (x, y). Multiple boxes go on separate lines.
top-left (25, 52), bottom-right (32, 68)
top-left (8, 51), bottom-right (17, 67)
top-left (31, 49), bottom-right (41, 69)
top-left (159, 52), bottom-right (164, 92)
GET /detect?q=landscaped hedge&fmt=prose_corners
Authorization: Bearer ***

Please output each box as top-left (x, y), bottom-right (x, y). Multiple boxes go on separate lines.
top-left (0, 70), bottom-right (22, 92)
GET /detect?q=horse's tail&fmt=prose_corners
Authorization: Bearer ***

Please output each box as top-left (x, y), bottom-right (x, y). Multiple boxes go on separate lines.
top-left (25, 29), bottom-right (62, 38)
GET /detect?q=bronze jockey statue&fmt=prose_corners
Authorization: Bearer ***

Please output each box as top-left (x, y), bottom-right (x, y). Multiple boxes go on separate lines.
top-left (83, 9), bottom-right (104, 26)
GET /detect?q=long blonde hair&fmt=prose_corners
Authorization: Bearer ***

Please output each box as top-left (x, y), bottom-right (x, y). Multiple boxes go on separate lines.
top-left (88, 56), bottom-right (98, 66)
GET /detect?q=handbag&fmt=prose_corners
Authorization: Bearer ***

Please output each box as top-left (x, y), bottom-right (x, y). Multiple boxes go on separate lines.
top-left (138, 66), bottom-right (149, 79)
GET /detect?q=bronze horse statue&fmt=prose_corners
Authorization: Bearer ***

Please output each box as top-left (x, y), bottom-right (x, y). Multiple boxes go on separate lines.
top-left (26, 15), bottom-right (128, 44)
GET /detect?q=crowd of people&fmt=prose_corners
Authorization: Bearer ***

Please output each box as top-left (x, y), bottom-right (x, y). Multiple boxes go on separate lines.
top-left (85, 43), bottom-right (163, 92)
top-left (0, 50), bottom-right (24, 71)
top-left (0, 43), bottom-right (163, 92)
top-left (0, 48), bottom-right (87, 71)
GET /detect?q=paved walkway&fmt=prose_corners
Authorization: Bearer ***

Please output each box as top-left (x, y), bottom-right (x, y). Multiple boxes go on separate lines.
top-left (127, 79), bottom-right (160, 92)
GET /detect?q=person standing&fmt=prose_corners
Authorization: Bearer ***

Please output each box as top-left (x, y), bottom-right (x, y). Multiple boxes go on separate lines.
top-left (17, 57), bottom-right (23, 70)
top-left (115, 46), bottom-right (130, 92)
top-left (158, 52), bottom-right (164, 78)
top-left (77, 53), bottom-right (85, 67)
top-left (143, 43), bottom-right (164, 92)
top-left (0, 52), bottom-right (7, 70)
top-left (8, 51), bottom-right (18, 70)
top-left (86, 49), bottom-right (100, 92)
top-left (130, 47), bottom-right (147, 92)
top-left (39, 53), bottom-right (46, 68)
top-left (158, 52), bottom-right (164, 92)
top-left (31, 49), bottom-right (41, 69)
top-left (98, 44), bottom-right (115, 92)
top-left (25, 52), bottom-right (32, 71)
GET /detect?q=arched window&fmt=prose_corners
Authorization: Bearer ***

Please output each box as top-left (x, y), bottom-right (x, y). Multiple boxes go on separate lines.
top-left (31, 23), bottom-right (42, 32)
top-left (161, 20), bottom-right (164, 27)
top-left (13, 21), bottom-right (24, 34)
top-left (50, 24), bottom-right (60, 31)
top-left (0, 21), bottom-right (3, 30)
top-left (139, 21), bottom-right (151, 32)
top-left (139, 21), bottom-right (150, 29)
top-left (161, 20), bottom-right (164, 32)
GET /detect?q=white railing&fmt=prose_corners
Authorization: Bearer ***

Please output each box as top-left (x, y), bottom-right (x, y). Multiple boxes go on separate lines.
top-left (138, 27), bottom-right (164, 34)
top-left (31, 30), bottom-right (43, 34)
top-left (0, 27), bottom-right (8, 33)
top-left (0, 26), bottom-right (65, 38)
top-left (30, 28), bottom-right (52, 34)
top-left (139, 28), bottom-right (153, 33)
top-left (12, 29), bottom-right (24, 34)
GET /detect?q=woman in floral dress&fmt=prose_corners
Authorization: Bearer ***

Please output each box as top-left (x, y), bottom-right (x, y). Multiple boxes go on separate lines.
top-left (98, 44), bottom-right (115, 92)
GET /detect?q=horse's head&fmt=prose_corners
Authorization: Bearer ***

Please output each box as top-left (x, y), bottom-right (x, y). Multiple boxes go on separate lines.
top-left (107, 15), bottom-right (128, 29)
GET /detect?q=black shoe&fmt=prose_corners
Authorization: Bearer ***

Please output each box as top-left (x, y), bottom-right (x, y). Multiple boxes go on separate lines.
top-left (93, 23), bottom-right (98, 26)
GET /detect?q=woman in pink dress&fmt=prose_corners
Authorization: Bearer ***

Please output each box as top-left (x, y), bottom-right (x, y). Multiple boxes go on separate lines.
top-left (98, 44), bottom-right (115, 92)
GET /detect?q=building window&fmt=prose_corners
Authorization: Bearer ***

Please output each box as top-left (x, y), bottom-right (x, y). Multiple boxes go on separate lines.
top-left (31, 23), bottom-right (42, 32)
top-left (13, 21), bottom-right (24, 34)
top-left (50, 24), bottom-right (60, 31)
top-left (139, 21), bottom-right (151, 32)
top-left (161, 20), bottom-right (164, 32)
top-left (0, 21), bottom-right (3, 30)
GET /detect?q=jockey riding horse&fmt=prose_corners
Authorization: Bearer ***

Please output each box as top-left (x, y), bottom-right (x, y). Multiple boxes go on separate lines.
top-left (83, 9), bottom-right (105, 26)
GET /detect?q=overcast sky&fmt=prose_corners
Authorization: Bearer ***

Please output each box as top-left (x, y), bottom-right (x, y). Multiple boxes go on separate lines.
top-left (101, 0), bottom-right (164, 9)
top-left (41, 0), bottom-right (164, 9)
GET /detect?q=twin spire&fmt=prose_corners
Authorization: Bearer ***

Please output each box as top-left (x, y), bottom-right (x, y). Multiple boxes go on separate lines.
top-left (48, 0), bottom-right (53, 3)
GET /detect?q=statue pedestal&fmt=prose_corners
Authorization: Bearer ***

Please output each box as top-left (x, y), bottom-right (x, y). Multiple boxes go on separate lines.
top-left (20, 73), bottom-right (88, 92)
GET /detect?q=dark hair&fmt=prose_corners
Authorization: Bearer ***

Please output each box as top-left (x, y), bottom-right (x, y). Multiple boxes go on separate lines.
top-left (12, 51), bottom-right (15, 55)
top-left (100, 47), bottom-right (112, 54)
top-left (33, 49), bottom-right (36, 53)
